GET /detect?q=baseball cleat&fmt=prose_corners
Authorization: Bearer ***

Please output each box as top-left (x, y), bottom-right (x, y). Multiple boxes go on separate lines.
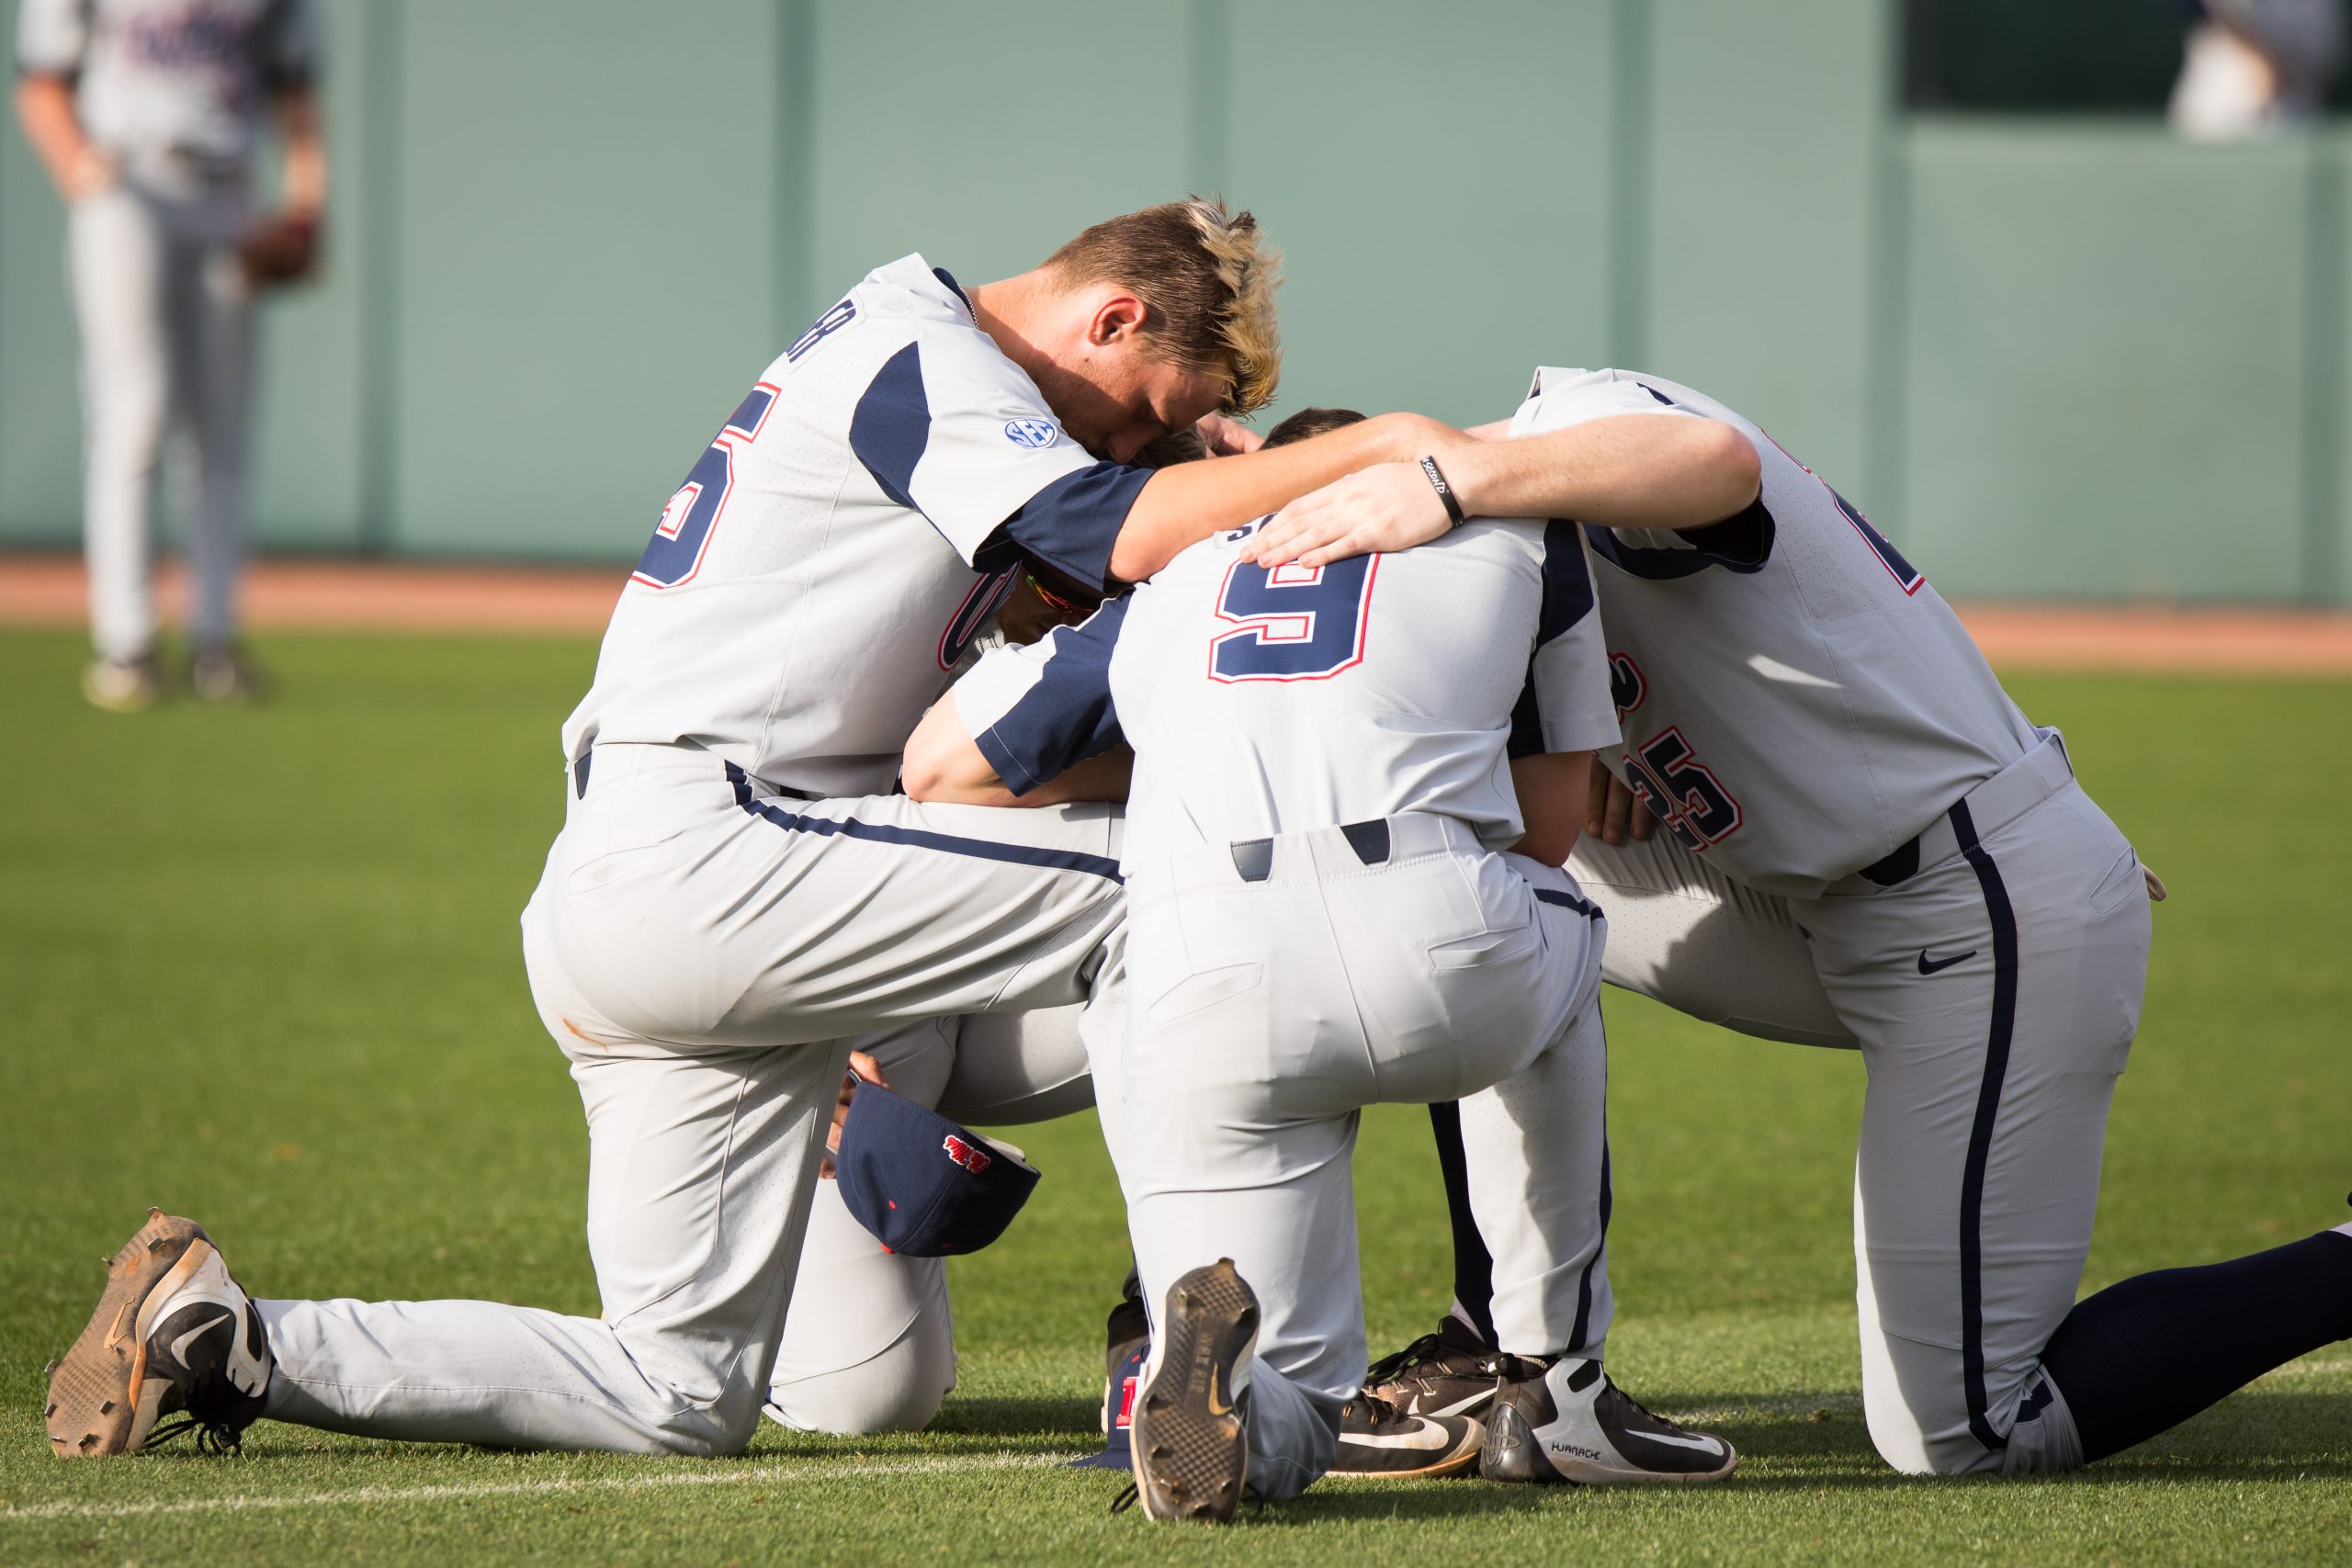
top-left (1329, 1390), bottom-right (1485, 1478)
top-left (81, 654), bottom-right (163, 714)
top-left (190, 646), bottom-right (266, 705)
top-left (1101, 1268), bottom-right (1150, 1436)
top-left (1479, 1354), bottom-right (1735, 1486)
top-left (1127, 1259), bottom-right (1257, 1523)
top-left (1363, 1314), bottom-right (1504, 1420)
top-left (45, 1210), bottom-right (274, 1459)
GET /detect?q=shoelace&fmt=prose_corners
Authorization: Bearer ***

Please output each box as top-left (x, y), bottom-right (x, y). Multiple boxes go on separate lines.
top-left (1363, 1332), bottom-right (1446, 1387)
top-left (145, 1416), bottom-right (243, 1455)
top-left (1105, 1481), bottom-right (1267, 1518)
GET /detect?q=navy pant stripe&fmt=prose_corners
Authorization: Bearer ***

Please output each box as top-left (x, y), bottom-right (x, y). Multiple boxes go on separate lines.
top-left (726, 762), bottom-right (1124, 884)
top-left (1566, 1136), bottom-right (1611, 1354)
top-left (1533, 886), bottom-right (1602, 919)
top-left (1951, 797), bottom-right (2020, 1453)
top-left (1428, 1101), bottom-right (1498, 1346)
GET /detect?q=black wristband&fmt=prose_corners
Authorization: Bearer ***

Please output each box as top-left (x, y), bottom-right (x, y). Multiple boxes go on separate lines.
top-left (1419, 455), bottom-right (1467, 529)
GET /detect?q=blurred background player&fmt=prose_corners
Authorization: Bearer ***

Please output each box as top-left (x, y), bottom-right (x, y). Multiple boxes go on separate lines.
top-left (14, 0), bottom-right (327, 710)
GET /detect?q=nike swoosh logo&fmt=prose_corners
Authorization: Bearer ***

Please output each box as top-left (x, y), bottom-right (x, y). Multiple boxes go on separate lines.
top-left (1641, 1429), bottom-right (1724, 1454)
top-left (168, 1312), bottom-right (234, 1368)
top-left (1341, 1417), bottom-right (1456, 1451)
top-left (1917, 948), bottom-right (1975, 976)
top-left (1418, 1390), bottom-right (1493, 1418)
top-left (102, 1303), bottom-right (133, 1350)
top-left (1205, 1364), bottom-right (1231, 1418)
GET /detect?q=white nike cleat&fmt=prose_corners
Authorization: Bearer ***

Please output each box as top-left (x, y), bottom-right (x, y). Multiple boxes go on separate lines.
top-left (1329, 1390), bottom-right (1485, 1478)
top-left (1125, 1259), bottom-right (1257, 1523)
top-left (1480, 1354), bottom-right (1736, 1485)
top-left (45, 1211), bottom-right (275, 1458)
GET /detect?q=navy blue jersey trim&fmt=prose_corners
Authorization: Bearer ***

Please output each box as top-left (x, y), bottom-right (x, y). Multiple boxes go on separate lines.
top-left (932, 266), bottom-right (971, 312)
top-left (972, 600), bottom-right (1130, 795)
top-left (1533, 886), bottom-right (1603, 919)
top-left (1584, 497), bottom-right (1775, 582)
top-left (849, 342), bottom-right (930, 513)
top-left (1567, 1137), bottom-right (1612, 1355)
top-left (725, 761), bottom-right (1123, 883)
top-left (1510, 519), bottom-right (1600, 760)
top-left (1951, 797), bottom-right (2019, 1453)
top-left (1001, 463), bottom-right (1151, 594)
top-left (1429, 1101), bottom-right (1498, 1346)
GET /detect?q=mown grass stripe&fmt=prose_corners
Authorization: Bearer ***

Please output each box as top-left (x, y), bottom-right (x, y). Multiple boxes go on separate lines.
top-left (3, 1450), bottom-right (1078, 1523)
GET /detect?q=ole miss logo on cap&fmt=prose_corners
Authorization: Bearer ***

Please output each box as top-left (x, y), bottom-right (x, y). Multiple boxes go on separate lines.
top-left (942, 1134), bottom-right (992, 1174)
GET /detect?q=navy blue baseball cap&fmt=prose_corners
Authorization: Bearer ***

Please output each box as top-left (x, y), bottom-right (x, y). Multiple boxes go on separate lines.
top-left (834, 1085), bottom-right (1040, 1257)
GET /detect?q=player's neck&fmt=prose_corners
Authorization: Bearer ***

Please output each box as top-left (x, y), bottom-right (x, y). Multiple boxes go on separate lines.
top-left (967, 272), bottom-right (1058, 386)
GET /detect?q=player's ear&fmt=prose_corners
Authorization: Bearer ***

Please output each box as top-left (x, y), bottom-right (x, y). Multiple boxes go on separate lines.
top-left (1087, 291), bottom-right (1149, 348)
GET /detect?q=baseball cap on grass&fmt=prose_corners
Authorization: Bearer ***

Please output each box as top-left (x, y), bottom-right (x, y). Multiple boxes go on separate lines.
top-left (834, 1085), bottom-right (1040, 1257)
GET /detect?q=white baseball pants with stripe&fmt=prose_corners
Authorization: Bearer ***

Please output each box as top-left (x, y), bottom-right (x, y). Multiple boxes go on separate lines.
top-left (69, 178), bottom-right (255, 662)
top-left (257, 741), bottom-right (1126, 1454)
top-left (1117, 815), bottom-right (1611, 1501)
top-left (1564, 735), bottom-right (2151, 1473)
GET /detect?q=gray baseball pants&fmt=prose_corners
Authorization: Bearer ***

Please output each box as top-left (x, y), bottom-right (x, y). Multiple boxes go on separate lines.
top-left (69, 176), bottom-right (254, 661)
top-left (1118, 815), bottom-right (1611, 1501)
top-left (1566, 734), bottom-right (2151, 1473)
top-left (256, 741), bottom-right (1126, 1454)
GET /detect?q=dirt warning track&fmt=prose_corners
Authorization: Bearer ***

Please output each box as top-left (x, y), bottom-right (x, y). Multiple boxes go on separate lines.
top-left (3, 553), bottom-right (2349, 678)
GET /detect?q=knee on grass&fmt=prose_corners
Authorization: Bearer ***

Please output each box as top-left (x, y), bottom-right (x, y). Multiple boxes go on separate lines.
top-left (763, 1323), bottom-right (956, 1437)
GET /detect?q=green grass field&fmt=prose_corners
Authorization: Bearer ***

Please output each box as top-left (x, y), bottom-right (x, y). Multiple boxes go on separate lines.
top-left (2, 627), bottom-right (2347, 1565)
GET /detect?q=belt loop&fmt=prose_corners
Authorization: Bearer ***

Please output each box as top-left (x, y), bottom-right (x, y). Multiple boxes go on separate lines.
top-left (1340, 819), bottom-right (1392, 866)
top-left (1229, 839), bottom-right (1274, 882)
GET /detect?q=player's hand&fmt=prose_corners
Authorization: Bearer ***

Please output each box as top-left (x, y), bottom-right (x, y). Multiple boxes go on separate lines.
top-left (62, 147), bottom-right (116, 203)
top-left (820, 1050), bottom-right (889, 1179)
top-left (1194, 413), bottom-right (1263, 457)
top-left (1244, 460), bottom-right (1453, 569)
top-left (1586, 755), bottom-right (1655, 845)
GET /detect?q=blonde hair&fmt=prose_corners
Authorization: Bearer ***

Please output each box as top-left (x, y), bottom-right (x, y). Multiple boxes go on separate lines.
top-left (1044, 197), bottom-right (1283, 416)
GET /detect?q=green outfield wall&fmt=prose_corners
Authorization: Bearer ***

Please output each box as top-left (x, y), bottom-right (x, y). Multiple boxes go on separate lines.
top-left (1, 0), bottom-right (2342, 604)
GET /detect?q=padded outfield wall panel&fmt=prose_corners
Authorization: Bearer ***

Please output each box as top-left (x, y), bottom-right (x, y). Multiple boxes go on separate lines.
top-left (0, 71), bottom-right (77, 546)
top-left (800, 0), bottom-right (1194, 336)
top-left (385, 0), bottom-right (785, 561)
top-left (1899, 122), bottom-right (2312, 603)
top-left (1641, 0), bottom-right (1886, 502)
top-left (1219, 0), bottom-right (1619, 429)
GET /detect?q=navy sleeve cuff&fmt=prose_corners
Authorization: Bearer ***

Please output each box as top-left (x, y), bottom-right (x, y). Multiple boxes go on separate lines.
top-left (969, 600), bottom-right (1130, 793)
top-left (1001, 463), bottom-right (1151, 594)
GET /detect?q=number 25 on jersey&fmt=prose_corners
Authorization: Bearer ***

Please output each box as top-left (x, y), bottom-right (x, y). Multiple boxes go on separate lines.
top-left (1206, 557), bottom-right (1379, 682)
top-left (632, 382), bottom-right (779, 590)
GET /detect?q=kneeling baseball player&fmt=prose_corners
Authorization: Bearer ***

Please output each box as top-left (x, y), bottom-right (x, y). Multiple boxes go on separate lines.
top-left (903, 408), bottom-right (1754, 1517)
top-left (1256, 368), bottom-right (2352, 1477)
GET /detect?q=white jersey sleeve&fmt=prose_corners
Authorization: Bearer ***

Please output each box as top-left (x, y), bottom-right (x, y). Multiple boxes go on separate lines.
top-left (949, 602), bottom-right (1129, 795)
top-left (15, 0), bottom-right (87, 73)
top-left (848, 325), bottom-right (1149, 591)
top-left (1509, 522), bottom-right (1618, 759)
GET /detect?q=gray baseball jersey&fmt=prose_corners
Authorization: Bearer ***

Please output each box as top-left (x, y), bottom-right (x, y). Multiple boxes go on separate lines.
top-left (952, 515), bottom-right (1619, 859)
top-left (1515, 367), bottom-right (2041, 898)
top-left (561, 254), bottom-right (1152, 799)
top-left (16, 0), bottom-right (317, 169)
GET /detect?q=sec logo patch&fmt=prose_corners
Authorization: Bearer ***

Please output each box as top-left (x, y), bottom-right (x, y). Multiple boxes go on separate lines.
top-left (1004, 417), bottom-right (1059, 449)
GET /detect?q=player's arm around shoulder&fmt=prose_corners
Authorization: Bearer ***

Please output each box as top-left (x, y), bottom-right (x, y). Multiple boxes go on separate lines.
top-left (900, 691), bottom-right (1132, 808)
top-left (1246, 386), bottom-right (1759, 570)
top-left (902, 602), bottom-right (1133, 808)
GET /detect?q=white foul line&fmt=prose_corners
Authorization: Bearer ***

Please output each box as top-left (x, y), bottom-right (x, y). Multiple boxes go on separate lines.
top-left (2, 1450), bottom-right (1080, 1524)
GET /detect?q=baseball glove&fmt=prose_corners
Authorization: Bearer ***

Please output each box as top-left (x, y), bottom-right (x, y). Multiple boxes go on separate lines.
top-left (237, 212), bottom-right (322, 288)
